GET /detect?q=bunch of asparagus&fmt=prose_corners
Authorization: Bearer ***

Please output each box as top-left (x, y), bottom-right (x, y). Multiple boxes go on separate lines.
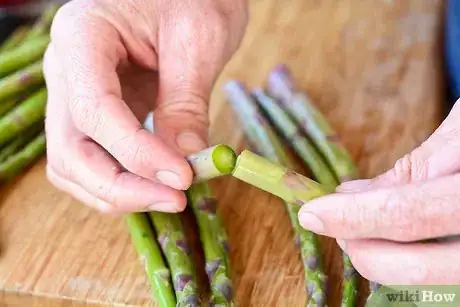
top-left (222, 65), bottom-right (367, 306)
top-left (0, 4), bottom-right (59, 184)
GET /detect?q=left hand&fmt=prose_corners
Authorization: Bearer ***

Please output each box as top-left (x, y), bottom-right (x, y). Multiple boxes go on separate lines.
top-left (298, 100), bottom-right (460, 286)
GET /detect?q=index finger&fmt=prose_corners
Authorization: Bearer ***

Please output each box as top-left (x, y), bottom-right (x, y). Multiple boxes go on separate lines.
top-left (50, 4), bottom-right (192, 190)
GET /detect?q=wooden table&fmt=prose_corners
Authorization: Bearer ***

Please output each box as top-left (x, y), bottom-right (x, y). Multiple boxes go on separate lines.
top-left (0, 0), bottom-right (446, 306)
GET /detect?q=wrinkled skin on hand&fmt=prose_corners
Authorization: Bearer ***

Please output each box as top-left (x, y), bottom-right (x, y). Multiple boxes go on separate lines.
top-left (298, 101), bottom-right (460, 285)
top-left (43, 0), bottom-right (248, 214)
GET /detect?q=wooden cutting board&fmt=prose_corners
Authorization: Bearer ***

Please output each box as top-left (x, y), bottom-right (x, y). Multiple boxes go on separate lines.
top-left (0, 0), bottom-right (446, 306)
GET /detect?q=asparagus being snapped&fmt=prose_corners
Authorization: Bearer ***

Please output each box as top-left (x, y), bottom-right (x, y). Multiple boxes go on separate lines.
top-left (23, 3), bottom-right (59, 42)
top-left (0, 61), bottom-right (44, 102)
top-left (187, 182), bottom-right (233, 306)
top-left (252, 89), bottom-right (337, 188)
top-left (0, 36), bottom-right (49, 78)
top-left (125, 213), bottom-right (177, 307)
top-left (224, 80), bottom-right (328, 306)
top-left (0, 131), bottom-right (45, 183)
top-left (0, 26), bottom-right (30, 53)
top-left (0, 87), bottom-right (47, 147)
top-left (267, 65), bottom-right (358, 183)
top-left (149, 212), bottom-right (199, 306)
top-left (187, 144), bottom-right (237, 183)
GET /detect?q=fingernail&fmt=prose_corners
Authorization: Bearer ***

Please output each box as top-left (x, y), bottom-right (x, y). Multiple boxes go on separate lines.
top-left (176, 132), bottom-right (207, 154)
top-left (147, 202), bottom-right (179, 211)
top-left (337, 239), bottom-right (347, 252)
top-left (298, 211), bottom-right (324, 233)
top-left (156, 170), bottom-right (184, 190)
top-left (336, 179), bottom-right (371, 192)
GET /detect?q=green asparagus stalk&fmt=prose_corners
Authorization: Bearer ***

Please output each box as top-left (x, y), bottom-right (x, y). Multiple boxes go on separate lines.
top-left (267, 65), bottom-right (358, 183)
top-left (252, 89), bottom-right (337, 188)
top-left (187, 182), bottom-right (233, 306)
top-left (125, 213), bottom-right (177, 307)
top-left (0, 97), bottom-right (21, 118)
top-left (0, 87), bottom-right (47, 147)
top-left (0, 36), bottom-right (49, 78)
top-left (148, 212), bottom-right (199, 306)
top-left (268, 66), bottom-right (360, 305)
top-left (187, 144), bottom-right (237, 183)
top-left (0, 131), bottom-right (45, 183)
top-left (224, 80), bottom-right (328, 306)
top-left (22, 3), bottom-right (59, 42)
top-left (0, 26), bottom-right (30, 53)
top-left (0, 61), bottom-right (44, 101)
top-left (0, 123), bottom-right (43, 162)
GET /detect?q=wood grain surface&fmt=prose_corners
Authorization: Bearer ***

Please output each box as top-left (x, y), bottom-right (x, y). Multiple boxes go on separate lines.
top-left (0, 0), bottom-right (446, 306)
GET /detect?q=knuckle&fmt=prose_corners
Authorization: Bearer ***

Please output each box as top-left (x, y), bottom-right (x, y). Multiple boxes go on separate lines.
top-left (390, 151), bottom-right (429, 183)
top-left (68, 95), bottom-right (103, 137)
top-left (158, 90), bottom-right (209, 127)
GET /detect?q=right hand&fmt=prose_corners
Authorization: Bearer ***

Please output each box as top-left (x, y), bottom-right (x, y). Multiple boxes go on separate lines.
top-left (43, 0), bottom-right (248, 214)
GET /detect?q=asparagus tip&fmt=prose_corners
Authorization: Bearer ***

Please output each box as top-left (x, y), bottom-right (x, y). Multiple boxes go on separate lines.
top-left (212, 144), bottom-right (237, 175)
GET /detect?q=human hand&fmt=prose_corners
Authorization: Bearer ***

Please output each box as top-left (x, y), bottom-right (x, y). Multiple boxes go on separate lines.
top-left (298, 101), bottom-right (460, 285)
top-left (43, 0), bottom-right (248, 214)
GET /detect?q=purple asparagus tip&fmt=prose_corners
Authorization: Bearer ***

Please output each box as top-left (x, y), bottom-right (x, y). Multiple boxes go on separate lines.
top-left (304, 256), bottom-right (318, 271)
top-left (205, 259), bottom-right (221, 281)
top-left (216, 282), bottom-right (233, 302)
top-left (306, 284), bottom-right (315, 297)
top-left (174, 274), bottom-right (193, 291)
top-left (176, 239), bottom-right (191, 255)
top-left (184, 295), bottom-right (199, 306)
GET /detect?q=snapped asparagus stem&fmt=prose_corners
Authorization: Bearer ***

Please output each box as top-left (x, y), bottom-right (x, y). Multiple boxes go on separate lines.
top-left (0, 61), bottom-right (44, 102)
top-left (224, 80), bottom-right (328, 306)
top-left (22, 3), bottom-right (59, 42)
top-left (126, 213), bottom-right (176, 307)
top-left (267, 65), bottom-right (358, 183)
top-left (0, 36), bottom-right (49, 78)
top-left (187, 144), bottom-right (237, 183)
top-left (0, 131), bottom-right (45, 183)
top-left (0, 26), bottom-right (30, 53)
top-left (148, 212), bottom-right (199, 306)
top-left (0, 87), bottom-right (47, 147)
top-left (268, 66), bottom-right (360, 305)
top-left (252, 88), bottom-right (337, 188)
top-left (187, 182), bottom-right (233, 306)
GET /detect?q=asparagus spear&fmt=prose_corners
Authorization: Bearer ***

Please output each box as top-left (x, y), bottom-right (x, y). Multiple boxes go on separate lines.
top-left (0, 61), bottom-right (44, 101)
top-left (0, 87), bottom-right (47, 147)
top-left (0, 26), bottom-right (30, 53)
top-left (0, 131), bottom-right (45, 183)
top-left (0, 123), bottom-right (43, 162)
top-left (187, 144), bottom-right (237, 183)
top-left (267, 66), bottom-right (360, 305)
top-left (187, 182), bottom-right (233, 306)
top-left (224, 80), bottom-right (328, 306)
top-left (22, 3), bottom-right (59, 42)
top-left (125, 213), bottom-right (177, 307)
top-left (252, 88), bottom-right (337, 188)
top-left (267, 65), bottom-right (358, 183)
top-left (148, 212), bottom-right (199, 306)
top-left (0, 36), bottom-right (49, 78)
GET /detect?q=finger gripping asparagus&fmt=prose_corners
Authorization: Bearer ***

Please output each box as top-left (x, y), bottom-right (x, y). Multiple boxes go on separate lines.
top-left (149, 212), bottom-right (199, 306)
top-left (125, 213), bottom-right (176, 307)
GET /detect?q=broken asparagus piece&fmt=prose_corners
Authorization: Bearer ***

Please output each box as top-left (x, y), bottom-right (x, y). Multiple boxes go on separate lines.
top-left (0, 36), bottom-right (49, 78)
top-left (0, 131), bottom-right (45, 183)
top-left (187, 182), bottom-right (233, 306)
top-left (268, 65), bottom-right (358, 183)
top-left (268, 66), bottom-right (360, 305)
top-left (187, 144), bottom-right (237, 183)
top-left (0, 26), bottom-right (30, 53)
top-left (0, 87), bottom-right (47, 147)
top-left (252, 88), bottom-right (337, 188)
top-left (224, 80), bottom-right (327, 306)
top-left (125, 213), bottom-right (177, 307)
top-left (0, 61), bottom-right (44, 102)
top-left (148, 212), bottom-right (199, 306)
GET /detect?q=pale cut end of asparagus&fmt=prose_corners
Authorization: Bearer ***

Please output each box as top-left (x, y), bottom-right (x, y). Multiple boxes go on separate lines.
top-left (232, 150), bottom-right (328, 204)
top-left (187, 144), bottom-right (237, 183)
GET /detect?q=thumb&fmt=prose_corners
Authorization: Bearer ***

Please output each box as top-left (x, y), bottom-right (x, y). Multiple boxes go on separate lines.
top-left (338, 100), bottom-right (460, 192)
